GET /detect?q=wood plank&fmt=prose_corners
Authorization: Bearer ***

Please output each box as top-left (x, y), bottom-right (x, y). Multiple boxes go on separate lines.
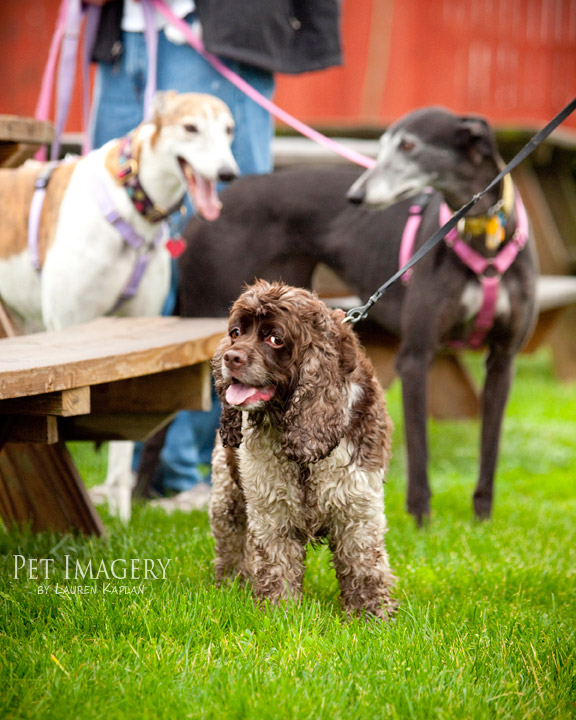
top-left (0, 387), bottom-right (90, 417)
top-left (0, 317), bottom-right (227, 400)
top-left (536, 275), bottom-right (576, 311)
top-left (0, 143), bottom-right (40, 169)
top-left (0, 416), bottom-right (59, 444)
top-left (59, 412), bottom-right (176, 442)
top-left (0, 442), bottom-right (105, 535)
top-left (0, 116), bottom-right (54, 145)
top-left (548, 306), bottom-right (576, 381)
top-left (523, 309), bottom-right (565, 353)
top-left (428, 355), bottom-right (480, 419)
top-left (512, 165), bottom-right (571, 274)
top-left (90, 363), bottom-right (211, 413)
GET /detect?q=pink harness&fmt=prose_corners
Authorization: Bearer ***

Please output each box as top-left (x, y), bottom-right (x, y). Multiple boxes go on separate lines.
top-left (399, 193), bottom-right (529, 349)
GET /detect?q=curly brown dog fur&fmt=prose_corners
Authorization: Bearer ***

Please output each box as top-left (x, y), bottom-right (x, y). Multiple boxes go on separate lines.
top-left (210, 280), bottom-right (396, 619)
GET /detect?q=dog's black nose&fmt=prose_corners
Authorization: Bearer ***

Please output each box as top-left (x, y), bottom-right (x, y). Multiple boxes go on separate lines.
top-left (218, 165), bottom-right (238, 183)
top-left (224, 349), bottom-right (247, 369)
top-left (346, 186), bottom-right (365, 205)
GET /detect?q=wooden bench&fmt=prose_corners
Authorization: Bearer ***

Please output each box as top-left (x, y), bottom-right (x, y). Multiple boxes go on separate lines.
top-left (0, 316), bottom-right (227, 535)
top-left (0, 115), bottom-right (54, 168)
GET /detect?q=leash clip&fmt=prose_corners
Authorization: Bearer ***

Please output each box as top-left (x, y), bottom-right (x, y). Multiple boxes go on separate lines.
top-left (343, 306), bottom-right (368, 324)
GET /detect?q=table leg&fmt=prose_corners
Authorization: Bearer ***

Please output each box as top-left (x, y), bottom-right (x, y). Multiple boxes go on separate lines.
top-left (0, 442), bottom-right (106, 536)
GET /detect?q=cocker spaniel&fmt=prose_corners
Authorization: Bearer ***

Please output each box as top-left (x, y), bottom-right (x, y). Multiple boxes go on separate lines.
top-left (210, 280), bottom-right (396, 619)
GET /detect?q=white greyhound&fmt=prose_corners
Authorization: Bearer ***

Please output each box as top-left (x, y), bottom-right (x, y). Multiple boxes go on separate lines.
top-left (0, 90), bottom-right (239, 521)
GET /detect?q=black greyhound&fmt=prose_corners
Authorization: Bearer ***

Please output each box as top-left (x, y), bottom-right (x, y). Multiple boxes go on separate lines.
top-left (171, 107), bottom-right (538, 522)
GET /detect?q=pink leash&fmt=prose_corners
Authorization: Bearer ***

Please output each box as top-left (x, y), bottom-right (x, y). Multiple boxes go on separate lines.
top-left (149, 0), bottom-right (376, 169)
top-left (34, 0), bottom-right (68, 160)
top-left (35, 0), bottom-right (102, 160)
top-left (36, 0), bottom-right (376, 168)
top-left (399, 193), bottom-right (433, 285)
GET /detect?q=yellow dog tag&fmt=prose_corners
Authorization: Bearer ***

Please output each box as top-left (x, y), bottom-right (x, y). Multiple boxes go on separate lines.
top-left (485, 216), bottom-right (504, 250)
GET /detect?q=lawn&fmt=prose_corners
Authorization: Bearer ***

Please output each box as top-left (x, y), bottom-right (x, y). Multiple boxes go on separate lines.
top-left (1, 349), bottom-right (575, 719)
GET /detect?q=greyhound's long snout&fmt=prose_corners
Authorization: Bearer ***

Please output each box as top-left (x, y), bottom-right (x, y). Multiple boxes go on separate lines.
top-left (218, 165), bottom-right (239, 183)
top-left (346, 185), bottom-right (366, 204)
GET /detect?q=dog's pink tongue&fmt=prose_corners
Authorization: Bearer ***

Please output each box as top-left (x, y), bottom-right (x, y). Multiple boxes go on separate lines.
top-left (226, 382), bottom-right (275, 407)
top-left (191, 173), bottom-right (221, 221)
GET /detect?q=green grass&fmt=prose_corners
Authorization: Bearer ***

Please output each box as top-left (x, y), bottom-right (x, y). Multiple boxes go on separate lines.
top-left (1, 349), bottom-right (575, 719)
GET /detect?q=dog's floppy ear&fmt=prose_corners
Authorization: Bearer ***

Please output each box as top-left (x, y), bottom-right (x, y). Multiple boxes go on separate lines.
top-left (219, 405), bottom-right (243, 448)
top-left (456, 116), bottom-right (495, 164)
top-left (331, 308), bottom-right (359, 376)
top-left (281, 312), bottom-right (347, 466)
top-left (212, 342), bottom-right (243, 447)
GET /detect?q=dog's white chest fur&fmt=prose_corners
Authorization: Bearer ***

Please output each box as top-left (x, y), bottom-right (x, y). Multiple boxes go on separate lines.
top-left (239, 422), bottom-right (386, 540)
top-left (460, 280), bottom-right (511, 322)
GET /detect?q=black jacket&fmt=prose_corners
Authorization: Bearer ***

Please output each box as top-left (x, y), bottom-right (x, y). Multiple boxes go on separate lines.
top-left (92, 0), bottom-right (342, 74)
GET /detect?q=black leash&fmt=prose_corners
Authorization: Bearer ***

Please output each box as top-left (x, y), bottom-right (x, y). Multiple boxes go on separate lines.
top-left (344, 96), bottom-right (576, 324)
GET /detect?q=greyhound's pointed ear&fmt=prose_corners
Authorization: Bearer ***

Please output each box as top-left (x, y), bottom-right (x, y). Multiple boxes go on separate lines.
top-left (456, 116), bottom-right (495, 164)
top-left (147, 91), bottom-right (178, 145)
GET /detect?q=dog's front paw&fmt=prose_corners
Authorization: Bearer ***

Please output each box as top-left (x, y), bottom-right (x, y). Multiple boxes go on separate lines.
top-left (214, 561), bottom-right (248, 586)
top-left (344, 594), bottom-right (399, 622)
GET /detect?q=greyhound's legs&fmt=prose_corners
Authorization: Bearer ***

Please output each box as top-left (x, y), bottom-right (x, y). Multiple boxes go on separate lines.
top-left (397, 346), bottom-right (433, 524)
top-left (104, 441), bottom-right (136, 522)
top-left (473, 349), bottom-right (514, 519)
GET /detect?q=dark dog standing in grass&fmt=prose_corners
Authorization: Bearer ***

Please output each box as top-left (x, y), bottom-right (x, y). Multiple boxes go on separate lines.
top-left (172, 107), bottom-right (538, 523)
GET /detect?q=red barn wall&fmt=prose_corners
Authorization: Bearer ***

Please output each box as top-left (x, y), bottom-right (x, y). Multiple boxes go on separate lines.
top-left (1, 0), bottom-right (575, 138)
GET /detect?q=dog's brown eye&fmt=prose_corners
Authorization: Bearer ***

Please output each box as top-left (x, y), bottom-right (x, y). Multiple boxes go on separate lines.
top-left (399, 139), bottom-right (415, 152)
top-left (226, 125), bottom-right (234, 136)
top-left (266, 334), bottom-right (284, 348)
top-left (184, 124), bottom-right (198, 133)
top-left (229, 327), bottom-right (240, 339)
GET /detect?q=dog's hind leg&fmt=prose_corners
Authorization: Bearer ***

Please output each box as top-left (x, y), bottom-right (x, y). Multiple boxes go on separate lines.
top-left (104, 441), bottom-right (136, 522)
top-left (473, 349), bottom-right (515, 519)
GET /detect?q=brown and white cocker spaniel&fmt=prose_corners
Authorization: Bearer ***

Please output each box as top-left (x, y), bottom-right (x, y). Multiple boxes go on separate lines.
top-left (210, 280), bottom-right (396, 619)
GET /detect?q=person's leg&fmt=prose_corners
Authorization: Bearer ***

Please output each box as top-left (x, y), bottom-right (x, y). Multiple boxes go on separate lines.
top-left (155, 30), bottom-right (275, 493)
top-left (89, 30), bottom-right (149, 148)
top-left (155, 25), bottom-right (275, 174)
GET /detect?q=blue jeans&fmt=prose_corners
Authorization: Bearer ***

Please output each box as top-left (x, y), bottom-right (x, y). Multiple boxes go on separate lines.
top-left (90, 19), bottom-right (275, 171)
top-left (91, 20), bottom-right (275, 491)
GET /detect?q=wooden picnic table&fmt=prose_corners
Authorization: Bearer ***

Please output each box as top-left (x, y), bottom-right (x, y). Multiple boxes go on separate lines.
top-left (0, 115), bottom-right (54, 168)
top-left (0, 316), bottom-right (227, 536)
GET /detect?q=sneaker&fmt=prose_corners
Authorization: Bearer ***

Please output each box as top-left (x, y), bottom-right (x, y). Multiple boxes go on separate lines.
top-left (149, 482), bottom-right (211, 513)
